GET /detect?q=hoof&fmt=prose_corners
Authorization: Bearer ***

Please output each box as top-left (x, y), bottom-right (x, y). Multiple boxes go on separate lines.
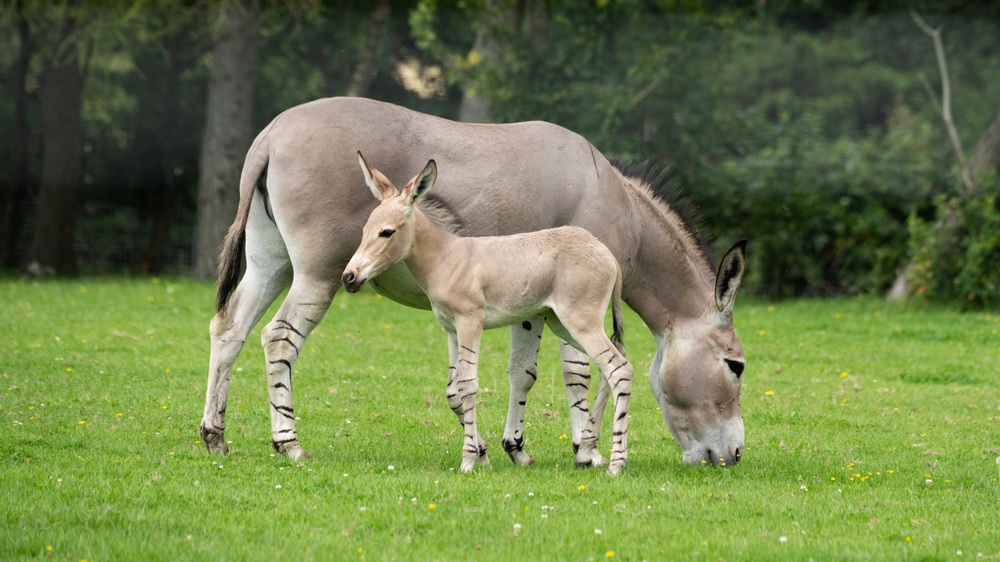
top-left (285, 445), bottom-right (311, 462)
top-left (200, 424), bottom-right (229, 455)
top-left (608, 460), bottom-right (626, 476)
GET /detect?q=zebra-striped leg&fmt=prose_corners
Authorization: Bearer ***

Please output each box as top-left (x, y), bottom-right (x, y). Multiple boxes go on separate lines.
top-left (501, 316), bottom-right (544, 466)
top-left (260, 277), bottom-right (336, 461)
top-left (577, 368), bottom-right (610, 468)
top-left (598, 351), bottom-right (633, 476)
top-left (572, 330), bottom-right (633, 475)
top-left (558, 341), bottom-right (604, 467)
top-left (202, 258), bottom-right (290, 455)
top-left (446, 322), bottom-right (489, 472)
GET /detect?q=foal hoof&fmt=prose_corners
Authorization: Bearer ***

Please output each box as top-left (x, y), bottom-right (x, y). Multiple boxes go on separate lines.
top-left (608, 459), bottom-right (627, 476)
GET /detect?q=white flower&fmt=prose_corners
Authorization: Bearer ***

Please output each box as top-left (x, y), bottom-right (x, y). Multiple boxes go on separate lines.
top-left (779, 536), bottom-right (787, 544)
top-left (594, 529), bottom-right (603, 535)
top-left (275, 484), bottom-right (282, 489)
top-left (387, 465), bottom-right (395, 471)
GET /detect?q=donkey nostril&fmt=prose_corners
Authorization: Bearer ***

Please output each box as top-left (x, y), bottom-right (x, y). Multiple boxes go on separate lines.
top-left (343, 272), bottom-right (355, 285)
top-left (733, 447), bottom-right (742, 464)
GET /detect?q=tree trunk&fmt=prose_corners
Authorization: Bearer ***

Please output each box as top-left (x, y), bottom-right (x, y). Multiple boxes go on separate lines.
top-left (194, 0), bottom-right (260, 280)
top-left (459, 0), bottom-right (512, 123)
top-left (345, 0), bottom-right (391, 98)
top-left (29, 50), bottom-right (85, 276)
top-left (2, 0), bottom-right (34, 270)
top-left (969, 108), bottom-right (1000, 181)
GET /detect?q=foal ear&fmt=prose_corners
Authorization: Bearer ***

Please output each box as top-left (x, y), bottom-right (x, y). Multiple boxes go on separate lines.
top-left (402, 159), bottom-right (437, 208)
top-left (357, 151), bottom-right (398, 201)
top-left (714, 240), bottom-right (747, 319)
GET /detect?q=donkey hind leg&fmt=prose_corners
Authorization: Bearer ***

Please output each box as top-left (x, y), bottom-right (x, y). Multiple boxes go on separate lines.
top-left (558, 340), bottom-right (607, 468)
top-left (261, 275), bottom-right (337, 461)
top-left (202, 236), bottom-right (291, 454)
top-left (501, 315), bottom-right (544, 466)
top-left (568, 329), bottom-right (633, 476)
top-left (445, 323), bottom-right (489, 472)
top-left (202, 270), bottom-right (289, 454)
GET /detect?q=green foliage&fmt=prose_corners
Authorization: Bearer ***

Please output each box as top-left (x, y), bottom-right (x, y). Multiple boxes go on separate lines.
top-left (907, 178), bottom-right (1000, 309)
top-left (2, 279), bottom-right (999, 559)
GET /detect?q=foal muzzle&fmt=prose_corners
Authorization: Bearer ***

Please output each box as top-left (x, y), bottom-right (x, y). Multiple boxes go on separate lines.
top-left (341, 270), bottom-right (366, 293)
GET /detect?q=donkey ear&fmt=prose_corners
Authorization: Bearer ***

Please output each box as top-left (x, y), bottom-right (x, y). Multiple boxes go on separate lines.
top-left (402, 159), bottom-right (437, 208)
top-left (357, 151), bottom-right (397, 201)
top-left (714, 240), bottom-right (747, 318)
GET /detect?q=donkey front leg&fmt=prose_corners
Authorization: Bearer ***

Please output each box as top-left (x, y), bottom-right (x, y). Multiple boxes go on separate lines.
top-left (261, 276), bottom-right (337, 461)
top-left (501, 316), bottom-right (544, 466)
top-left (445, 321), bottom-right (489, 472)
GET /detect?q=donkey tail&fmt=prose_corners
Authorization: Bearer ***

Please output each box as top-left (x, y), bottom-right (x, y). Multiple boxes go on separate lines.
top-left (215, 134), bottom-right (271, 314)
top-left (610, 263), bottom-right (626, 356)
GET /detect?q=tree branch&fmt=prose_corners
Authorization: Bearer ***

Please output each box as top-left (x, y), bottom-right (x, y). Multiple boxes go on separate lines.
top-left (910, 8), bottom-right (974, 192)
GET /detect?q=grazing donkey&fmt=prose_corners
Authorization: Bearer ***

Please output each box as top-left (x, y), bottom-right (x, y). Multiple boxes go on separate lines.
top-left (202, 97), bottom-right (746, 469)
top-left (342, 154), bottom-right (634, 474)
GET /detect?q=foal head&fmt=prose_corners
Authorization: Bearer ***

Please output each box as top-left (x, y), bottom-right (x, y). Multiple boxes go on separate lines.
top-left (342, 153), bottom-right (437, 293)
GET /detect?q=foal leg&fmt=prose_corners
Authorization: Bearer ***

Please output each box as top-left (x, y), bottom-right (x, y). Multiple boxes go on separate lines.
top-left (501, 316), bottom-right (544, 466)
top-left (260, 275), bottom-right (337, 460)
top-left (571, 330), bottom-right (633, 476)
top-left (445, 319), bottom-right (489, 472)
top-left (559, 340), bottom-right (607, 467)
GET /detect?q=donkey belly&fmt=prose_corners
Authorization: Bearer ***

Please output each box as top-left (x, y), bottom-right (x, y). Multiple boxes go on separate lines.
top-left (369, 262), bottom-right (432, 310)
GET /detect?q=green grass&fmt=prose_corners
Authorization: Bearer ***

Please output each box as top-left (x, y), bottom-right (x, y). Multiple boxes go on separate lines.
top-left (2, 277), bottom-right (999, 561)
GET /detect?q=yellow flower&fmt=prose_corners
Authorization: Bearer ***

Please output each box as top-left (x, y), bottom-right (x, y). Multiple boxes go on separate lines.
top-left (46, 546), bottom-right (52, 552)
top-left (357, 547), bottom-right (363, 554)
top-left (758, 330), bottom-right (766, 336)
top-left (840, 371), bottom-right (848, 377)
top-left (906, 536), bottom-right (911, 543)
top-left (78, 420), bottom-right (85, 425)
top-left (559, 434), bottom-right (568, 440)
top-left (764, 390), bottom-right (774, 396)
top-left (606, 551), bottom-right (615, 558)
top-left (65, 367), bottom-right (73, 373)
top-left (577, 485), bottom-right (586, 491)
top-left (428, 504), bottom-right (436, 510)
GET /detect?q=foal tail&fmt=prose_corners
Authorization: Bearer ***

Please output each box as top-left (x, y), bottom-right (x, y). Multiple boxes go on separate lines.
top-left (215, 134), bottom-right (271, 314)
top-left (611, 263), bottom-right (626, 356)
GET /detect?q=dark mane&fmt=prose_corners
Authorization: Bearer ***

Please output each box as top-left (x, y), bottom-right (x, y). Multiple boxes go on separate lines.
top-left (609, 157), bottom-right (716, 265)
top-left (419, 194), bottom-right (462, 235)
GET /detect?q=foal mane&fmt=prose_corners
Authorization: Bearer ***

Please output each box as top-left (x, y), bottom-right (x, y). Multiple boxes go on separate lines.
top-left (609, 157), bottom-right (716, 267)
top-left (418, 195), bottom-right (462, 235)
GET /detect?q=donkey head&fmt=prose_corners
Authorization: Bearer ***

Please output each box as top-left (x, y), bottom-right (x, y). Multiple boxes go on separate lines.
top-left (342, 153), bottom-right (437, 293)
top-left (651, 240), bottom-right (747, 466)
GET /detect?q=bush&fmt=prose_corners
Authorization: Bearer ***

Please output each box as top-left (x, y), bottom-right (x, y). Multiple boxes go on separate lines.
top-left (907, 179), bottom-right (1000, 309)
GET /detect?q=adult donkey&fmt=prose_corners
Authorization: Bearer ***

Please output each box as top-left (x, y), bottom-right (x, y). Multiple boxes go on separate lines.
top-left (201, 96), bottom-right (747, 468)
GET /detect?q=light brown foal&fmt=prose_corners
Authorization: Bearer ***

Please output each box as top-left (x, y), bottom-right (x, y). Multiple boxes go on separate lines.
top-left (342, 153), bottom-right (634, 475)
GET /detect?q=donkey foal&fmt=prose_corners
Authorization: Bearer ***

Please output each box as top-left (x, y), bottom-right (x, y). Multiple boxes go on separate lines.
top-left (343, 153), bottom-right (634, 475)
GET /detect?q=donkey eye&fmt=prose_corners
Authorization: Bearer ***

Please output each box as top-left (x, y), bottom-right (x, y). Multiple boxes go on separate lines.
top-left (379, 228), bottom-right (395, 238)
top-left (725, 359), bottom-right (745, 378)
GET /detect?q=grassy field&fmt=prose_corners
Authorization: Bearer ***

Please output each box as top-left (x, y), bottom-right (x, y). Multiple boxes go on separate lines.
top-left (2, 276), bottom-right (999, 561)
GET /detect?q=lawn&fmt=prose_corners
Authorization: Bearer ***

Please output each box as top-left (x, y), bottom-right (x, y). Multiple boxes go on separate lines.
top-left (2, 276), bottom-right (999, 561)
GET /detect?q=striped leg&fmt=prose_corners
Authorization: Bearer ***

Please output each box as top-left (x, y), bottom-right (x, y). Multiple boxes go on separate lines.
top-left (573, 331), bottom-right (633, 475)
top-left (202, 201), bottom-right (291, 455)
top-left (445, 321), bottom-right (489, 472)
top-left (501, 316), bottom-right (544, 466)
top-left (260, 276), bottom-right (336, 460)
top-left (559, 341), bottom-right (607, 467)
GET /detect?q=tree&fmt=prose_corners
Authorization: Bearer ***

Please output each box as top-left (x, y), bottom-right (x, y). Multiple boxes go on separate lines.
top-left (194, 0), bottom-right (261, 280)
top-left (1, 0), bottom-right (35, 269)
top-left (27, 6), bottom-right (88, 276)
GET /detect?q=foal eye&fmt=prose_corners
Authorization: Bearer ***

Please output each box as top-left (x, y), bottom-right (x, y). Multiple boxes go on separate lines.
top-left (724, 359), bottom-right (745, 378)
top-left (378, 228), bottom-right (396, 238)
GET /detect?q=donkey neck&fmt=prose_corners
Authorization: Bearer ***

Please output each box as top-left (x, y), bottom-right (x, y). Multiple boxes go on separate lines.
top-left (622, 181), bottom-right (716, 330)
